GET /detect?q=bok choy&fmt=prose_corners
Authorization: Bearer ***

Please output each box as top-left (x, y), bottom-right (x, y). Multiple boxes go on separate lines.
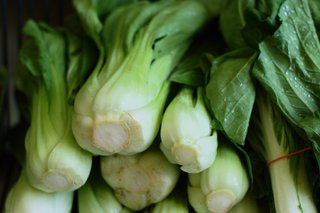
top-left (247, 90), bottom-right (317, 213)
top-left (252, 0), bottom-right (320, 170)
top-left (188, 142), bottom-right (249, 213)
top-left (72, 0), bottom-right (209, 156)
top-left (18, 20), bottom-right (92, 192)
top-left (160, 87), bottom-right (218, 173)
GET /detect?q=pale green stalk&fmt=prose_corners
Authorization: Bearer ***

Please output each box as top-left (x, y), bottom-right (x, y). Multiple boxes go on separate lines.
top-left (188, 143), bottom-right (249, 213)
top-left (19, 20), bottom-right (92, 192)
top-left (78, 169), bottom-right (131, 213)
top-left (248, 93), bottom-right (317, 213)
top-left (4, 170), bottom-right (73, 213)
top-left (160, 87), bottom-right (218, 173)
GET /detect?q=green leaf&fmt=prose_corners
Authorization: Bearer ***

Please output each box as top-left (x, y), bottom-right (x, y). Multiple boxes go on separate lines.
top-left (298, 111), bottom-right (320, 169)
top-left (19, 20), bottom-right (68, 133)
top-left (253, 0), bottom-right (320, 125)
top-left (205, 49), bottom-right (257, 145)
top-left (219, 0), bottom-right (255, 49)
top-left (169, 67), bottom-right (204, 87)
top-left (169, 20), bottom-right (226, 88)
top-left (241, 4), bottom-right (281, 49)
top-left (19, 20), bottom-right (67, 110)
top-left (308, 0), bottom-right (320, 33)
top-left (252, 0), bottom-right (320, 171)
top-left (72, 0), bottom-right (137, 47)
top-left (64, 16), bottom-right (99, 104)
top-left (255, 0), bottom-right (284, 23)
top-left (247, 89), bottom-right (317, 212)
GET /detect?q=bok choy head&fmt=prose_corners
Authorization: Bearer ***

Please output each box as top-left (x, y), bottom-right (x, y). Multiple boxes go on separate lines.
top-left (160, 87), bottom-right (218, 173)
top-left (18, 20), bottom-right (92, 192)
top-left (188, 142), bottom-right (250, 213)
top-left (72, 0), bottom-right (209, 156)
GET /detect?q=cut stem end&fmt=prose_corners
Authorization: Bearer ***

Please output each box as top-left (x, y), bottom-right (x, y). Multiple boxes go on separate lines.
top-left (173, 144), bottom-right (198, 165)
top-left (42, 171), bottom-right (72, 192)
top-left (206, 190), bottom-right (236, 213)
top-left (93, 122), bottom-right (129, 153)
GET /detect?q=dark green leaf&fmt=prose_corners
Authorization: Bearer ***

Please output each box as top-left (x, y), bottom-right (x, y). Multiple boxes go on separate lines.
top-left (241, 6), bottom-right (280, 49)
top-left (308, 0), bottom-right (320, 33)
top-left (252, 0), bottom-right (320, 128)
top-left (219, 0), bottom-right (255, 49)
top-left (19, 20), bottom-right (67, 107)
top-left (64, 16), bottom-right (99, 104)
top-left (252, 0), bottom-right (320, 176)
top-left (72, 0), bottom-right (138, 48)
top-left (205, 49), bottom-right (257, 145)
top-left (19, 20), bottom-right (68, 130)
top-left (169, 19), bottom-right (226, 88)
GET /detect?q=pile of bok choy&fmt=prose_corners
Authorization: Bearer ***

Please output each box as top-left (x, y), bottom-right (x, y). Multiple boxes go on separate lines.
top-left (3, 0), bottom-right (320, 212)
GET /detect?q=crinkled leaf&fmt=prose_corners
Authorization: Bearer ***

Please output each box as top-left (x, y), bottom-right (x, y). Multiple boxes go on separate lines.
top-left (252, 0), bottom-right (320, 130)
top-left (205, 49), bottom-right (257, 145)
top-left (252, 0), bottom-right (320, 175)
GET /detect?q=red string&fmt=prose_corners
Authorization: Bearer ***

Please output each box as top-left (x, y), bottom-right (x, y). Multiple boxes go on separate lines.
top-left (267, 147), bottom-right (312, 167)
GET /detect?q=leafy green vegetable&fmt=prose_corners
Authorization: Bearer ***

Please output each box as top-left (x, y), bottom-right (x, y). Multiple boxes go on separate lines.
top-left (241, 0), bottom-right (283, 49)
top-left (72, 0), bottom-right (135, 47)
top-left (308, 0), bottom-right (320, 32)
top-left (64, 15), bottom-right (99, 104)
top-left (72, 0), bottom-right (209, 156)
top-left (19, 20), bottom-right (92, 192)
top-left (160, 87), bottom-right (218, 173)
top-left (252, 0), bottom-right (320, 168)
top-left (205, 49), bottom-right (257, 145)
top-left (168, 20), bottom-right (226, 88)
top-left (188, 142), bottom-right (250, 213)
top-left (247, 90), bottom-right (317, 213)
top-left (219, 0), bottom-right (255, 49)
